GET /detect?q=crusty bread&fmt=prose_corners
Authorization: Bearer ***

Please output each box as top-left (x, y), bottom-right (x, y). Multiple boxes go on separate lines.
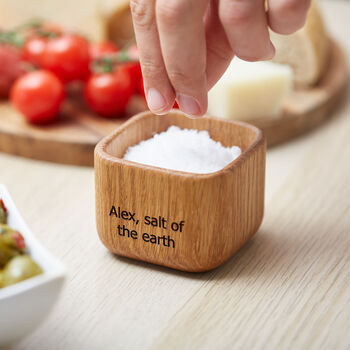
top-left (270, 1), bottom-right (330, 88)
top-left (101, 0), bottom-right (134, 48)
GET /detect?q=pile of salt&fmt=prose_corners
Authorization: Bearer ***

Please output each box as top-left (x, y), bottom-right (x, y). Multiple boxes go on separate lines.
top-left (123, 126), bottom-right (241, 174)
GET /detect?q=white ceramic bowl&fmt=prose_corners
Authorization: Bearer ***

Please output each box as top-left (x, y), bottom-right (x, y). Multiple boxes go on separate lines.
top-left (0, 184), bottom-right (65, 346)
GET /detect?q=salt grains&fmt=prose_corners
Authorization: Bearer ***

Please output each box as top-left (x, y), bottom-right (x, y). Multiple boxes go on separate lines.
top-left (123, 126), bottom-right (242, 174)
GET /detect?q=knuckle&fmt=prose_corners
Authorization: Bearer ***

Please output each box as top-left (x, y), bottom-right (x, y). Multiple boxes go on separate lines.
top-left (167, 70), bottom-right (189, 85)
top-left (130, 0), bottom-right (152, 27)
top-left (141, 60), bottom-right (164, 78)
top-left (167, 68), bottom-right (204, 90)
top-left (156, 0), bottom-right (187, 24)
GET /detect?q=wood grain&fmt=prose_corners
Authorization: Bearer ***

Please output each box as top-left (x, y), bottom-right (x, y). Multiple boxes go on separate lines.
top-left (0, 41), bottom-right (347, 166)
top-left (95, 111), bottom-right (266, 271)
top-left (0, 2), bottom-right (349, 349)
top-left (0, 95), bottom-right (146, 166)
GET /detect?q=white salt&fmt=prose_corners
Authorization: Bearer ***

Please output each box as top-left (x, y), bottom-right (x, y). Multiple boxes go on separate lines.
top-left (123, 126), bottom-right (241, 174)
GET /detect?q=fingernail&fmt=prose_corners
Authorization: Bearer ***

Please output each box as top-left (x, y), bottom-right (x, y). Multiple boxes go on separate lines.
top-left (176, 94), bottom-right (201, 117)
top-left (264, 41), bottom-right (275, 60)
top-left (147, 88), bottom-right (167, 115)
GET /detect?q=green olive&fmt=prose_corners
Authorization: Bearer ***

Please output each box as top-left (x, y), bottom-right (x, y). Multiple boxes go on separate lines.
top-left (0, 240), bottom-right (19, 268)
top-left (0, 224), bottom-right (16, 236)
top-left (2, 255), bottom-right (43, 287)
top-left (0, 270), bottom-right (3, 288)
top-left (0, 228), bottom-right (26, 252)
top-left (0, 209), bottom-right (6, 225)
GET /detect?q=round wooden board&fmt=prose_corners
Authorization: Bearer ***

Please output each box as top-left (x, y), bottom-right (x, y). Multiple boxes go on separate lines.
top-left (0, 93), bottom-right (147, 166)
top-left (0, 40), bottom-right (347, 166)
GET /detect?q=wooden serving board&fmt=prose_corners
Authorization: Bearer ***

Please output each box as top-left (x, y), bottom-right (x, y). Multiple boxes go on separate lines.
top-left (0, 93), bottom-right (146, 166)
top-left (0, 40), bottom-right (347, 166)
top-left (248, 40), bottom-right (348, 146)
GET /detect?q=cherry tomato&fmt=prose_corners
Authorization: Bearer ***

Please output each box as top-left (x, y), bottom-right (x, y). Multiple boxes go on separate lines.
top-left (122, 44), bottom-right (142, 92)
top-left (124, 62), bottom-right (142, 93)
top-left (41, 34), bottom-right (90, 82)
top-left (90, 41), bottom-right (119, 60)
top-left (24, 22), bottom-right (62, 39)
top-left (84, 66), bottom-right (133, 117)
top-left (10, 70), bottom-right (65, 124)
top-left (0, 44), bottom-right (26, 98)
top-left (22, 37), bottom-right (47, 66)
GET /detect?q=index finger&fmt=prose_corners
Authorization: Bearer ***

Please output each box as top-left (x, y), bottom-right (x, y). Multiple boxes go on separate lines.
top-left (130, 0), bottom-right (176, 115)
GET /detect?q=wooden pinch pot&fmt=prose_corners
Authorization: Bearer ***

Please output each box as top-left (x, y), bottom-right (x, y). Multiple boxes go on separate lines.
top-left (94, 110), bottom-right (266, 272)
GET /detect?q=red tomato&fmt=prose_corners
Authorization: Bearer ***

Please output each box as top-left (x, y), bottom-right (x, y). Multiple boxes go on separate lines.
top-left (0, 44), bottom-right (26, 98)
top-left (90, 41), bottom-right (119, 60)
top-left (113, 44), bottom-right (141, 92)
top-left (84, 67), bottom-right (133, 117)
top-left (22, 37), bottom-right (47, 66)
top-left (122, 44), bottom-right (141, 91)
top-left (24, 22), bottom-right (63, 39)
top-left (10, 70), bottom-right (65, 124)
top-left (124, 62), bottom-right (142, 92)
top-left (41, 34), bottom-right (90, 82)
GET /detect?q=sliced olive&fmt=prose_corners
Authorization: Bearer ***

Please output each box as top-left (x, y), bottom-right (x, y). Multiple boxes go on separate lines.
top-left (0, 230), bottom-right (26, 253)
top-left (2, 255), bottom-right (43, 287)
top-left (0, 239), bottom-right (19, 268)
top-left (0, 224), bottom-right (16, 236)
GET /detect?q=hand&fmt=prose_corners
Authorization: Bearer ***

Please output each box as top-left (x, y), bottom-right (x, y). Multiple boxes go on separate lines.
top-left (131, 0), bottom-right (310, 117)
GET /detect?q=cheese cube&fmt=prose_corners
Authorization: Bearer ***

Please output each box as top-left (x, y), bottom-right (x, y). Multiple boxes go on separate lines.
top-left (208, 58), bottom-right (293, 121)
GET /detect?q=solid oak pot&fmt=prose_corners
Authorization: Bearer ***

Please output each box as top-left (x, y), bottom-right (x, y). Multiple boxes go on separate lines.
top-left (95, 110), bottom-right (266, 272)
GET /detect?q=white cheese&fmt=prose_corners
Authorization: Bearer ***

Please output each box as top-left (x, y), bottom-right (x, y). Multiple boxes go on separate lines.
top-left (208, 58), bottom-right (293, 121)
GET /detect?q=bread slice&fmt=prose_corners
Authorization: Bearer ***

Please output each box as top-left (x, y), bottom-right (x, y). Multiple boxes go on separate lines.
top-left (101, 0), bottom-right (134, 48)
top-left (270, 1), bottom-right (330, 88)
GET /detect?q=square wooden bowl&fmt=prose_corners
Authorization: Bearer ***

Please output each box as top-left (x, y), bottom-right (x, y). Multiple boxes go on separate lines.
top-left (95, 110), bottom-right (266, 272)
